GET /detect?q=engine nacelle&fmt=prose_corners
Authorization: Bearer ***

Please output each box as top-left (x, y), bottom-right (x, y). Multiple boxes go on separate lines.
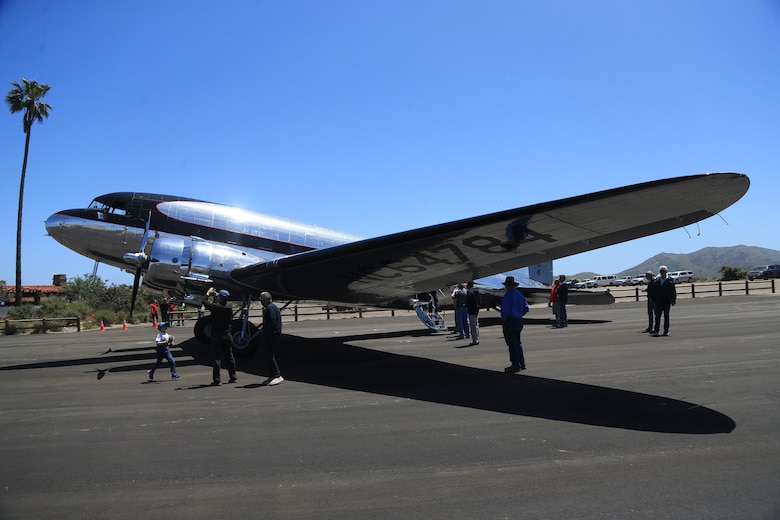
top-left (144, 237), bottom-right (262, 296)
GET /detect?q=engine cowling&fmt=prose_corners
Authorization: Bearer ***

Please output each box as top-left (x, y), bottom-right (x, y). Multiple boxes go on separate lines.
top-left (144, 237), bottom-right (262, 296)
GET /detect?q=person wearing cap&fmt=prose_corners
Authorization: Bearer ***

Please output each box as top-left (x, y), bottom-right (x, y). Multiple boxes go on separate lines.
top-left (641, 271), bottom-right (656, 333)
top-left (650, 265), bottom-right (676, 337)
top-left (147, 321), bottom-right (179, 381)
top-left (204, 287), bottom-right (237, 385)
top-left (259, 291), bottom-right (284, 386)
top-left (500, 276), bottom-right (530, 373)
top-left (553, 274), bottom-right (569, 328)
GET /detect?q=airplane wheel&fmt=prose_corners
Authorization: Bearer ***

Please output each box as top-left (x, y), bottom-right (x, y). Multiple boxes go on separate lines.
top-left (194, 315), bottom-right (213, 344)
top-left (230, 319), bottom-right (259, 357)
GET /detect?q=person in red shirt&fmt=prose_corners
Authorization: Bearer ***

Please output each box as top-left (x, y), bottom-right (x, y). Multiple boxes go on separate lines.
top-left (549, 278), bottom-right (560, 327)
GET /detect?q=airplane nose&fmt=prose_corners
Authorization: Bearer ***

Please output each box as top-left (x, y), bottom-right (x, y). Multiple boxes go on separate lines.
top-left (45, 212), bottom-right (65, 241)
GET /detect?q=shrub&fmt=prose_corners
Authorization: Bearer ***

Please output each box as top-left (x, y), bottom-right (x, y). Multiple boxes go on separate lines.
top-left (719, 265), bottom-right (747, 281)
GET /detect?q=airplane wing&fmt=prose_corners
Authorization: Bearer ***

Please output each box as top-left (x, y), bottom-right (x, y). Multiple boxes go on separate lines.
top-left (231, 173), bottom-right (749, 307)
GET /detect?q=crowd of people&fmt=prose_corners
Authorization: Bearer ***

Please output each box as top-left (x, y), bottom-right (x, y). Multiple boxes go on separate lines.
top-left (145, 266), bottom-right (678, 385)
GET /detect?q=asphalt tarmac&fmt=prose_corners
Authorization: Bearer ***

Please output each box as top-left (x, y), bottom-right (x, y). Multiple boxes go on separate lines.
top-left (1, 295), bottom-right (778, 519)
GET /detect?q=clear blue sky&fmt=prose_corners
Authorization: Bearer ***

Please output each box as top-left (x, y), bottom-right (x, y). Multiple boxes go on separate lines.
top-left (1, 1), bottom-right (777, 286)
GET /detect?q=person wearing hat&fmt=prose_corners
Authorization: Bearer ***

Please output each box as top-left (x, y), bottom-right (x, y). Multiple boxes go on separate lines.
top-left (642, 271), bottom-right (656, 333)
top-left (147, 321), bottom-right (179, 381)
top-left (500, 276), bottom-right (530, 372)
top-left (204, 287), bottom-right (238, 385)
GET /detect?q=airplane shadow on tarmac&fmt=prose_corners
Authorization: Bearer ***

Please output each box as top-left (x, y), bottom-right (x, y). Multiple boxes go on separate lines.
top-left (176, 330), bottom-right (735, 436)
top-left (1, 327), bottom-right (734, 435)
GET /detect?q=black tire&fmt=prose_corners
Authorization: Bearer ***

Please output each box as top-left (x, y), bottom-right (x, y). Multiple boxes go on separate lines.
top-left (229, 319), bottom-right (259, 357)
top-left (194, 315), bottom-right (213, 344)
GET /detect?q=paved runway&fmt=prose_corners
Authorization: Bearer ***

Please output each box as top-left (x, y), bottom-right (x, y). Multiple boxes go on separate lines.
top-left (1, 295), bottom-right (778, 519)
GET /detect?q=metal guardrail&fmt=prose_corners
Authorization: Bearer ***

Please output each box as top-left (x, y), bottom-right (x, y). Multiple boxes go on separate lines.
top-left (609, 279), bottom-right (777, 303)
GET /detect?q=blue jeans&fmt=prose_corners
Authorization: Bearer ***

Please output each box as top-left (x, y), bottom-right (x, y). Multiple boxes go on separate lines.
top-left (455, 307), bottom-right (470, 337)
top-left (149, 345), bottom-right (176, 376)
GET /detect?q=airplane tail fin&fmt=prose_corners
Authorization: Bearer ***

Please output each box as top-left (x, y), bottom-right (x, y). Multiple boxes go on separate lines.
top-left (528, 261), bottom-right (553, 286)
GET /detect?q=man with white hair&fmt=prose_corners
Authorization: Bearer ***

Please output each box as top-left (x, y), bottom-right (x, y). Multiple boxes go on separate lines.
top-left (259, 291), bottom-right (284, 386)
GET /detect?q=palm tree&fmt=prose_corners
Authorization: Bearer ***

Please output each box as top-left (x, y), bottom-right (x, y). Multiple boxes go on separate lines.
top-left (5, 78), bottom-right (52, 306)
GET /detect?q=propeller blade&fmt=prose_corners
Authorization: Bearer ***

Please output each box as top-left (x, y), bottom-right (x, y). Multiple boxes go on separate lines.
top-left (130, 267), bottom-right (142, 318)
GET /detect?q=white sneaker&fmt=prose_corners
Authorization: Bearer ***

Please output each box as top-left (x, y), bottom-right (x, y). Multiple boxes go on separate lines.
top-left (262, 376), bottom-right (284, 386)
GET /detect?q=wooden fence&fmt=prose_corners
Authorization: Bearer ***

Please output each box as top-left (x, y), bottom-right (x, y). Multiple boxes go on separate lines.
top-left (609, 279), bottom-right (777, 303)
top-left (1, 279), bottom-right (775, 334)
top-left (2, 316), bottom-right (81, 335)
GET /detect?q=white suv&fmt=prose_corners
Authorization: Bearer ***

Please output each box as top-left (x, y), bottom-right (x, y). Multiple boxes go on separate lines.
top-left (591, 275), bottom-right (618, 286)
top-left (668, 270), bottom-right (694, 283)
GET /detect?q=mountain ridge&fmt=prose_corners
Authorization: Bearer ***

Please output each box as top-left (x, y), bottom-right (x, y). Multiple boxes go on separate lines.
top-left (570, 245), bottom-right (780, 280)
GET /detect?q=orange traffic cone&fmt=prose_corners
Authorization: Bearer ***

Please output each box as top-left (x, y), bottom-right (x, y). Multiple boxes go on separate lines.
top-left (99, 320), bottom-right (105, 331)
top-left (122, 318), bottom-right (128, 331)
top-left (153, 318), bottom-right (158, 329)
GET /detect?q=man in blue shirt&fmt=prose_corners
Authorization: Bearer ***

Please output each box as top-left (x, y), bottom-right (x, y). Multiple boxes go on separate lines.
top-left (500, 276), bottom-right (530, 372)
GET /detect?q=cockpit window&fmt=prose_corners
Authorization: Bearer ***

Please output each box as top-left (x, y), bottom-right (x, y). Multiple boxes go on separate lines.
top-left (88, 198), bottom-right (126, 215)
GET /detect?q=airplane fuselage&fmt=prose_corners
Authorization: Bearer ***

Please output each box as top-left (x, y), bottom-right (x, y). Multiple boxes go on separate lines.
top-left (45, 192), bottom-right (365, 300)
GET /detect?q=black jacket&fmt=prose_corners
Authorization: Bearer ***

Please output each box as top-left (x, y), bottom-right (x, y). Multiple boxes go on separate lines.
top-left (650, 277), bottom-right (676, 305)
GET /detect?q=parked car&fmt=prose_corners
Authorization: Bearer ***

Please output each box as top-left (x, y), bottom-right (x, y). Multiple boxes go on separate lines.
top-left (630, 274), bottom-right (648, 285)
top-left (668, 270), bottom-right (695, 283)
top-left (748, 264), bottom-right (780, 280)
top-left (591, 274), bottom-right (618, 286)
top-left (614, 276), bottom-right (634, 286)
top-left (574, 279), bottom-right (597, 288)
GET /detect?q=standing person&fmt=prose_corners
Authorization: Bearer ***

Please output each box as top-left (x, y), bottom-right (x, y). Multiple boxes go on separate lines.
top-left (159, 298), bottom-right (170, 324)
top-left (203, 287), bottom-right (237, 385)
top-left (465, 281), bottom-right (481, 346)
top-left (147, 322), bottom-right (179, 381)
top-left (149, 299), bottom-right (159, 324)
top-left (451, 283), bottom-right (470, 339)
top-left (554, 275), bottom-right (569, 328)
top-left (500, 276), bottom-right (530, 373)
top-left (259, 291), bottom-right (284, 386)
top-left (549, 278), bottom-right (560, 327)
top-left (651, 266), bottom-right (676, 337)
top-left (642, 271), bottom-right (656, 333)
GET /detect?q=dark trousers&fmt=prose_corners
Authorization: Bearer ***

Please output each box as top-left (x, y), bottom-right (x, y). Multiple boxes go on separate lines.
top-left (502, 316), bottom-right (525, 368)
top-left (212, 334), bottom-right (236, 382)
top-left (264, 334), bottom-right (281, 378)
top-left (558, 302), bottom-right (568, 326)
top-left (646, 299), bottom-right (655, 330)
top-left (653, 302), bottom-right (671, 334)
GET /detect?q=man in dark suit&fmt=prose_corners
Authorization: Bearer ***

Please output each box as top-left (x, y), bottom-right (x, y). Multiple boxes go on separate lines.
top-left (651, 265), bottom-right (676, 337)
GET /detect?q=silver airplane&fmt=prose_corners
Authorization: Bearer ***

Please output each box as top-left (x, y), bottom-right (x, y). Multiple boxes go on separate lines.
top-left (45, 172), bottom-right (749, 355)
